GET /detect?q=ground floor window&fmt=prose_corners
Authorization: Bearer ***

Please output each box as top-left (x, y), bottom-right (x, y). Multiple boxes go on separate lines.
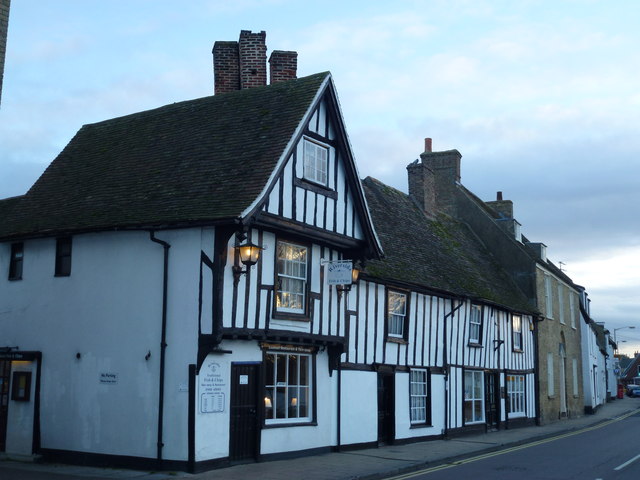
top-left (464, 370), bottom-right (484, 424)
top-left (410, 369), bottom-right (429, 424)
top-left (507, 374), bottom-right (526, 417)
top-left (264, 352), bottom-right (312, 423)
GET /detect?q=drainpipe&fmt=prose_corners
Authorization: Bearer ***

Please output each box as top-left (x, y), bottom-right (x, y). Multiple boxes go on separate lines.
top-left (533, 316), bottom-right (542, 425)
top-left (150, 231), bottom-right (170, 467)
top-left (443, 299), bottom-right (464, 437)
top-left (337, 361), bottom-right (342, 452)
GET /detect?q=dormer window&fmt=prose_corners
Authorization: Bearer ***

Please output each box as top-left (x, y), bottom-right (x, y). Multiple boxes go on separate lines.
top-left (303, 138), bottom-right (328, 186)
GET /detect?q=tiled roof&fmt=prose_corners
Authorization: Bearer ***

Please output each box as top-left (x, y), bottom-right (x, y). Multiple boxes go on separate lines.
top-left (362, 177), bottom-right (535, 313)
top-left (0, 73), bottom-right (330, 240)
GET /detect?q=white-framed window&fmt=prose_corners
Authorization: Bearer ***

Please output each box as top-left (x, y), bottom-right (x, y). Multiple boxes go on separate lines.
top-left (569, 293), bottom-right (576, 328)
top-left (469, 304), bottom-right (482, 344)
top-left (544, 274), bottom-right (553, 319)
top-left (464, 370), bottom-right (484, 424)
top-left (264, 352), bottom-right (312, 424)
top-left (507, 374), bottom-right (526, 417)
top-left (572, 358), bottom-right (579, 396)
top-left (547, 352), bottom-right (555, 397)
top-left (303, 138), bottom-right (328, 186)
top-left (387, 290), bottom-right (407, 338)
top-left (512, 315), bottom-right (523, 351)
top-left (275, 241), bottom-right (308, 314)
top-left (558, 284), bottom-right (565, 324)
top-left (410, 369), bottom-right (429, 424)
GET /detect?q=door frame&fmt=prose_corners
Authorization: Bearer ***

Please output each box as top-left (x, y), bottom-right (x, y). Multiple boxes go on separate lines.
top-left (377, 370), bottom-right (395, 445)
top-left (229, 362), bottom-right (262, 463)
top-left (484, 371), bottom-right (500, 431)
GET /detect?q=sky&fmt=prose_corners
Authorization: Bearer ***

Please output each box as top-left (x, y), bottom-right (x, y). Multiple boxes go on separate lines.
top-left (2, 0), bottom-right (640, 355)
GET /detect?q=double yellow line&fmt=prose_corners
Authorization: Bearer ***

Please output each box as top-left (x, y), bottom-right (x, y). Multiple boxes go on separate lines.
top-left (385, 408), bottom-right (640, 479)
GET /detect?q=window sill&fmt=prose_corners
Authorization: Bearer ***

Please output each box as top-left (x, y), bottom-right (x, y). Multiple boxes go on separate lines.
top-left (410, 422), bottom-right (433, 429)
top-left (468, 342), bottom-right (483, 348)
top-left (508, 413), bottom-right (526, 419)
top-left (8, 277), bottom-right (22, 281)
top-left (272, 311), bottom-right (311, 322)
top-left (386, 337), bottom-right (408, 345)
top-left (294, 177), bottom-right (337, 199)
top-left (263, 420), bottom-right (317, 429)
top-left (512, 348), bottom-right (524, 353)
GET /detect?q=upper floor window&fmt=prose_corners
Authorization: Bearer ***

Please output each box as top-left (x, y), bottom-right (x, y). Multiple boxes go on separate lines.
top-left (387, 290), bottom-right (407, 339)
top-left (410, 369), bottom-right (430, 425)
top-left (544, 274), bottom-right (553, 319)
top-left (264, 351), bottom-right (313, 424)
top-left (55, 236), bottom-right (72, 277)
top-left (8, 242), bottom-right (23, 280)
top-left (569, 293), bottom-right (576, 328)
top-left (558, 284), bottom-right (565, 324)
top-left (275, 241), bottom-right (308, 315)
top-left (512, 314), bottom-right (523, 351)
top-left (469, 304), bottom-right (482, 344)
top-left (303, 138), bottom-right (328, 186)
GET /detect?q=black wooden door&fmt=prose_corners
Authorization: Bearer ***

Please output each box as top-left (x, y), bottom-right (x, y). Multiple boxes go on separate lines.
top-left (377, 372), bottom-right (395, 444)
top-left (485, 372), bottom-right (499, 431)
top-left (229, 363), bottom-right (260, 462)
top-left (0, 361), bottom-right (10, 451)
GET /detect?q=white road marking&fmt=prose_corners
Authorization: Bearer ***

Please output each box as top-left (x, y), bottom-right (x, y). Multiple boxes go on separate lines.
top-left (614, 453), bottom-right (640, 471)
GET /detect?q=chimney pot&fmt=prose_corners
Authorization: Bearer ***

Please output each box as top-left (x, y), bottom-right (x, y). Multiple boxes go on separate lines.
top-left (497, 191), bottom-right (503, 201)
top-left (424, 138), bottom-right (432, 153)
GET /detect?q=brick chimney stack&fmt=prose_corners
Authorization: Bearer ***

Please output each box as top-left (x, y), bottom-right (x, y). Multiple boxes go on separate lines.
top-left (486, 191), bottom-right (514, 219)
top-left (238, 30), bottom-right (267, 89)
top-left (213, 41), bottom-right (241, 94)
top-left (269, 50), bottom-right (298, 84)
top-left (419, 139), bottom-right (462, 216)
top-left (213, 30), bottom-right (267, 95)
top-left (407, 138), bottom-right (437, 217)
top-left (213, 31), bottom-right (299, 94)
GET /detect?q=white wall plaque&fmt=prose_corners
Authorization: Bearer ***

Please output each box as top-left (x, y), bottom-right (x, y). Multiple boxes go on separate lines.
top-left (199, 362), bottom-right (227, 413)
top-left (99, 372), bottom-right (118, 385)
top-left (239, 374), bottom-right (249, 385)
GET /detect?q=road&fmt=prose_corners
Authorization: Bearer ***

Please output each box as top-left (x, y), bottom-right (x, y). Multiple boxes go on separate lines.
top-left (384, 410), bottom-right (640, 480)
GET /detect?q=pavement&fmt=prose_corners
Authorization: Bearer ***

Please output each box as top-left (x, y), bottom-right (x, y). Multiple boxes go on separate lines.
top-left (2, 397), bottom-right (640, 480)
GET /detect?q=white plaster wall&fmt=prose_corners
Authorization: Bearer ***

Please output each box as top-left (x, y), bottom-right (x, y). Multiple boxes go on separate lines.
top-left (395, 372), bottom-right (444, 440)
top-left (5, 360), bottom-right (37, 455)
top-left (0, 228), bottom-right (202, 461)
top-left (340, 370), bottom-right (377, 445)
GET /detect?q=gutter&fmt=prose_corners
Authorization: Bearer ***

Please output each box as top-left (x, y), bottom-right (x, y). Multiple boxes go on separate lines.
top-left (149, 231), bottom-right (170, 467)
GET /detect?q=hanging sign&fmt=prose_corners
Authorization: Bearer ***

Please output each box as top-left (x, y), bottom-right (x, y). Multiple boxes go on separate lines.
top-left (325, 260), bottom-right (352, 285)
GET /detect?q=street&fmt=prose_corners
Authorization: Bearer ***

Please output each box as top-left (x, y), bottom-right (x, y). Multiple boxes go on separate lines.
top-left (385, 410), bottom-right (640, 480)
